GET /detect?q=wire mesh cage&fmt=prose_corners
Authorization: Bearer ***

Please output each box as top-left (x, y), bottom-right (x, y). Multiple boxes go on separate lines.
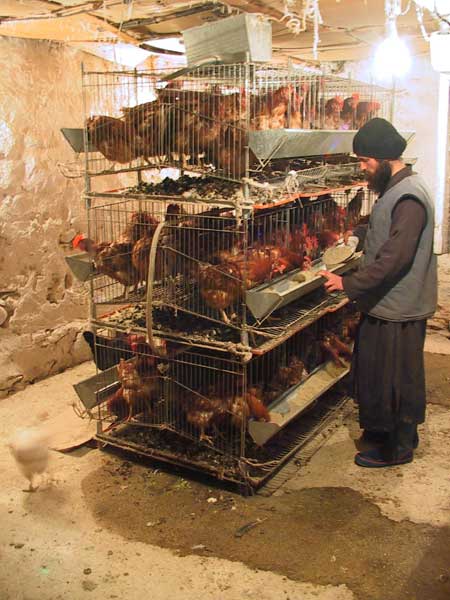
top-left (82, 64), bottom-right (393, 180)
top-left (78, 303), bottom-right (358, 486)
top-left (76, 186), bottom-right (374, 345)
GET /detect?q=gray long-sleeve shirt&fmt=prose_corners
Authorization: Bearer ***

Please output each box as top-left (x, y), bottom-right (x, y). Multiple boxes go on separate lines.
top-left (343, 167), bottom-right (426, 301)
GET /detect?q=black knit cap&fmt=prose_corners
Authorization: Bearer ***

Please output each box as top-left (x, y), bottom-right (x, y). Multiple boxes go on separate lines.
top-left (353, 118), bottom-right (407, 160)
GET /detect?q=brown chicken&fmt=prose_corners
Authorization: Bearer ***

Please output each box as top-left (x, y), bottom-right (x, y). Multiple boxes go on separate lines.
top-left (289, 223), bottom-right (320, 266)
top-left (121, 211), bottom-right (159, 244)
top-left (123, 213), bottom-right (160, 288)
top-left (131, 226), bottom-right (164, 288)
top-left (131, 234), bottom-right (153, 287)
top-left (229, 387), bottom-right (271, 429)
top-left (345, 188), bottom-right (364, 231)
top-left (199, 244), bottom-right (302, 322)
top-left (340, 93), bottom-right (360, 129)
top-left (116, 358), bottom-right (158, 422)
top-left (211, 123), bottom-right (250, 178)
top-left (216, 92), bottom-right (243, 122)
top-left (320, 333), bottom-right (352, 368)
top-left (324, 96), bottom-right (344, 129)
top-left (99, 244), bottom-right (137, 289)
top-left (162, 86), bottom-right (223, 166)
top-left (74, 237), bottom-right (138, 291)
top-left (250, 85), bottom-right (293, 130)
top-left (266, 355), bottom-right (305, 402)
top-left (246, 386), bottom-right (271, 421)
top-left (341, 313), bottom-right (360, 341)
top-left (122, 100), bottom-right (164, 159)
top-left (306, 197), bottom-right (348, 251)
top-left (74, 212), bottom-right (159, 293)
top-left (356, 101), bottom-right (381, 128)
top-left (87, 115), bottom-right (137, 164)
top-left (327, 333), bottom-right (353, 359)
top-left (198, 262), bottom-right (241, 323)
top-left (106, 386), bottom-right (129, 420)
top-left (286, 83), bottom-right (308, 128)
top-left (184, 390), bottom-right (231, 444)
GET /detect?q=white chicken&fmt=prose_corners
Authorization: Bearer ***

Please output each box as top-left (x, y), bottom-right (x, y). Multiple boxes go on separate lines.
top-left (8, 428), bottom-right (50, 492)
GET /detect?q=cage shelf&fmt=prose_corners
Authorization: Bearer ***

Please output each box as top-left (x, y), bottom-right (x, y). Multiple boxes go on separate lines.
top-left (91, 289), bottom-right (350, 355)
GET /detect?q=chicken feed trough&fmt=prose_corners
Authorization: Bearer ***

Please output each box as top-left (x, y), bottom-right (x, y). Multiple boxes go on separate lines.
top-left (245, 252), bottom-right (361, 321)
top-left (65, 252), bottom-right (95, 282)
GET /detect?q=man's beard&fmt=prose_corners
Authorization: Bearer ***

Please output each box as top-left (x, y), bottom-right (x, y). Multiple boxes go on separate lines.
top-left (365, 160), bottom-right (392, 196)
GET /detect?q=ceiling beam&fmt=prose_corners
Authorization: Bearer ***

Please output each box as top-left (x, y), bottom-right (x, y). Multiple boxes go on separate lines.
top-left (120, 3), bottom-right (221, 30)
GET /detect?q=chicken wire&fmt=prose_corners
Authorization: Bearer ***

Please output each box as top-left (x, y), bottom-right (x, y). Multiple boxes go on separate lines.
top-left (82, 64), bottom-right (393, 181)
top-left (86, 304), bottom-right (358, 467)
top-left (78, 188), bottom-right (373, 344)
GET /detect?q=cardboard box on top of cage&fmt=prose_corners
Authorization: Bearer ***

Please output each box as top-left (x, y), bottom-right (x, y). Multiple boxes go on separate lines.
top-left (182, 14), bottom-right (272, 66)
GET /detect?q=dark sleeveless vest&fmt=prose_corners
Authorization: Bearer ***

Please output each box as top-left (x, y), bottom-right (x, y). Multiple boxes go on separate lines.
top-left (357, 174), bottom-right (437, 321)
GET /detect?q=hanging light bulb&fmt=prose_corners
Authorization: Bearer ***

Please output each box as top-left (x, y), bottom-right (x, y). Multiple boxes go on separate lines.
top-left (373, 9), bottom-right (412, 80)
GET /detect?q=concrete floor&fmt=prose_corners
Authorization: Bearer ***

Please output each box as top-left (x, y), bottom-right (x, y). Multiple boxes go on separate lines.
top-left (1, 356), bottom-right (449, 600)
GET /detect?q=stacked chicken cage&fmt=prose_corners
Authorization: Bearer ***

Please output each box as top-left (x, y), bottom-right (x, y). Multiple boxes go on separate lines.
top-left (72, 60), bottom-right (397, 490)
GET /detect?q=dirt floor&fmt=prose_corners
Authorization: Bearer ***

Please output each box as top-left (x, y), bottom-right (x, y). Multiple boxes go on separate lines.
top-left (83, 350), bottom-right (450, 600)
top-left (1, 351), bottom-right (449, 600)
top-left (424, 352), bottom-right (450, 407)
top-left (82, 454), bottom-right (450, 600)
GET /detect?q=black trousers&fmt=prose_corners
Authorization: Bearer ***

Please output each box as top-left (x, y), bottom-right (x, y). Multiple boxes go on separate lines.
top-left (353, 314), bottom-right (427, 434)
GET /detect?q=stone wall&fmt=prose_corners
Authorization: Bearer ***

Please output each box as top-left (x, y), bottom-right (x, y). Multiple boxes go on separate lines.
top-left (0, 37), bottom-right (120, 397)
top-left (345, 55), bottom-right (440, 196)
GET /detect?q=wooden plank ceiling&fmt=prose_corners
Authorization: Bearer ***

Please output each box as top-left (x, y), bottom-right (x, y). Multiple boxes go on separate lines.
top-left (0, 0), bottom-right (437, 62)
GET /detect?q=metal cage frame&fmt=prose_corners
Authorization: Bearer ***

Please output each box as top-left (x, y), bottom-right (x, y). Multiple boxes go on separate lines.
top-left (82, 63), bottom-right (394, 181)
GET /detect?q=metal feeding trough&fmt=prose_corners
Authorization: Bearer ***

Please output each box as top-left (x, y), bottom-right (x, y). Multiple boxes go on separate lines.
top-left (246, 252), bottom-right (362, 321)
top-left (248, 359), bottom-right (350, 446)
top-left (60, 128), bottom-right (97, 153)
top-left (249, 130), bottom-right (415, 161)
top-left (65, 253), bottom-right (95, 282)
top-left (74, 364), bottom-right (120, 411)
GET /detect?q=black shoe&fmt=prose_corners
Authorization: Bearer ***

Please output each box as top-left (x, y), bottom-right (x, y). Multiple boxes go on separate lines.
top-left (355, 447), bottom-right (413, 468)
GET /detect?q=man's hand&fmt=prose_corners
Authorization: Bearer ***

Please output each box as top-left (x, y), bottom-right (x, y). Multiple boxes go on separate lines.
top-left (343, 230), bottom-right (353, 245)
top-left (318, 270), bottom-right (344, 292)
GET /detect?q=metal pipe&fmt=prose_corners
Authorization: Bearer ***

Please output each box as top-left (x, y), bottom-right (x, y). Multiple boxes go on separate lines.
top-left (121, 3), bottom-right (219, 29)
